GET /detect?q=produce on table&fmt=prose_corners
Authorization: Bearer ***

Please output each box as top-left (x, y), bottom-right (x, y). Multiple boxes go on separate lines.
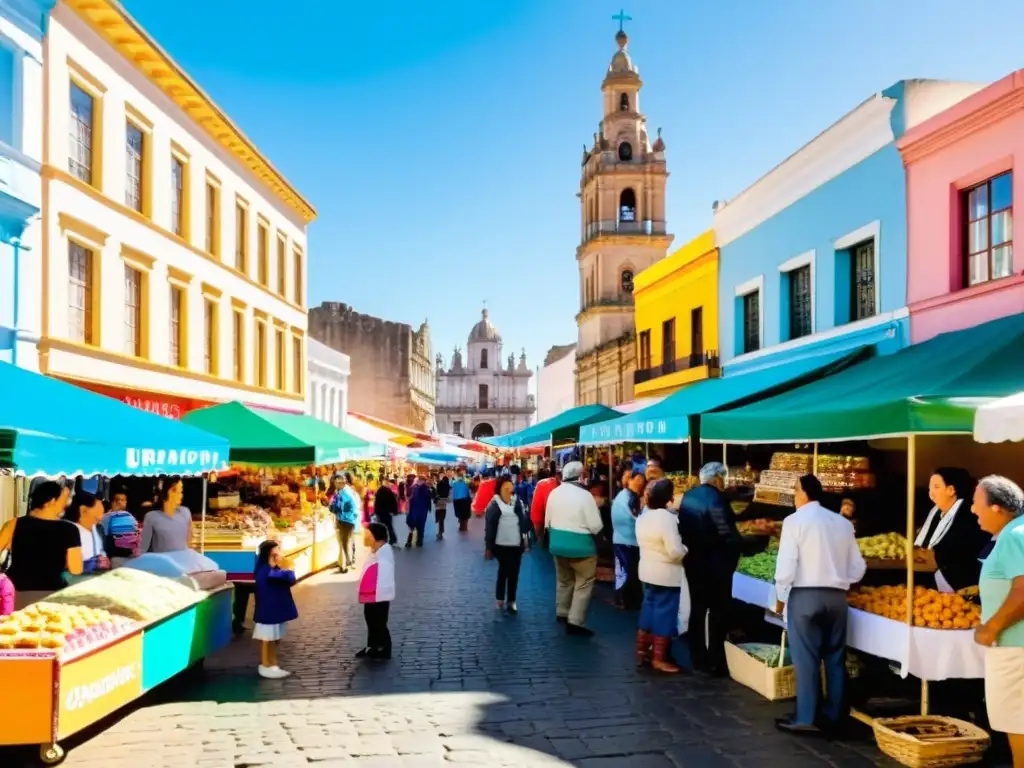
top-left (0, 602), bottom-right (135, 652)
top-left (856, 532), bottom-right (908, 560)
top-left (737, 550), bottom-right (778, 582)
top-left (737, 518), bottom-right (784, 537)
top-left (739, 642), bottom-right (791, 667)
top-left (44, 568), bottom-right (205, 621)
top-left (847, 585), bottom-right (982, 629)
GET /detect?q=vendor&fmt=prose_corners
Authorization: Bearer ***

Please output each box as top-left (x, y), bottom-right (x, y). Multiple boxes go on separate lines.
top-left (64, 491), bottom-right (111, 573)
top-left (916, 467), bottom-right (990, 592)
top-left (140, 476), bottom-right (193, 553)
top-left (0, 481), bottom-right (83, 609)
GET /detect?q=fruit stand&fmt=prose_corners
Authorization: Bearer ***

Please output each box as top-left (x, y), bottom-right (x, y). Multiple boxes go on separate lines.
top-left (0, 572), bottom-right (232, 764)
top-left (0, 363), bottom-right (234, 763)
top-left (180, 402), bottom-right (371, 582)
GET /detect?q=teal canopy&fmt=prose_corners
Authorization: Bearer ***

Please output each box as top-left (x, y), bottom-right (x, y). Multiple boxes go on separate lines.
top-left (487, 404), bottom-right (619, 448)
top-left (702, 314), bottom-right (1024, 443)
top-left (0, 362), bottom-right (229, 477)
top-left (578, 348), bottom-right (866, 445)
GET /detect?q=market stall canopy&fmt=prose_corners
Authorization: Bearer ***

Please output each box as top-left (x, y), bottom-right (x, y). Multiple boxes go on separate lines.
top-left (487, 404), bottom-right (619, 448)
top-left (973, 391), bottom-right (1024, 443)
top-left (347, 411), bottom-right (427, 447)
top-left (612, 395), bottom-right (667, 414)
top-left (344, 414), bottom-right (407, 458)
top-left (0, 361), bottom-right (229, 476)
top-left (181, 402), bottom-right (369, 466)
top-left (702, 314), bottom-right (1024, 443)
top-left (578, 348), bottom-right (865, 446)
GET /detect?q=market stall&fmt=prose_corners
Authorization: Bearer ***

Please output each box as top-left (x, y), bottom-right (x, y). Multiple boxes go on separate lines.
top-left (181, 402), bottom-right (371, 581)
top-left (0, 362), bottom-right (232, 763)
top-left (974, 390), bottom-right (1024, 444)
top-left (702, 313), bottom-right (1024, 716)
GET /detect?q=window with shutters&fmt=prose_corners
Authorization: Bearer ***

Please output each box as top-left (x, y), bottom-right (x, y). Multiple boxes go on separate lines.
top-left (68, 242), bottom-right (94, 344)
top-left (850, 241), bottom-right (876, 321)
top-left (788, 265), bottom-right (812, 340)
top-left (742, 290), bottom-right (760, 353)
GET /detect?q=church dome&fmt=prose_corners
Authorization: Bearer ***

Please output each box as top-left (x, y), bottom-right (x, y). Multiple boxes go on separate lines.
top-left (468, 309), bottom-right (501, 344)
top-left (608, 31), bottom-right (638, 76)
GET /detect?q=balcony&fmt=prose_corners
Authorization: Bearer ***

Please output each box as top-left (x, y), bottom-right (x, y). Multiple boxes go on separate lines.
top-left (633, 350), bottom-right (720, 386)
top-left (582, 219), bottom-right (667, 245)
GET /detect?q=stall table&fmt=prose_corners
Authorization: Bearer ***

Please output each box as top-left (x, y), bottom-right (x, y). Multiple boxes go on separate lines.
top-left (0, 586), bottom-right (232, 764)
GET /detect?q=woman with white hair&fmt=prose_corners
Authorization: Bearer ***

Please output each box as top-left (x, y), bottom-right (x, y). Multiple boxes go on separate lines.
top-left (972, 474), bottom-right (1024, 767)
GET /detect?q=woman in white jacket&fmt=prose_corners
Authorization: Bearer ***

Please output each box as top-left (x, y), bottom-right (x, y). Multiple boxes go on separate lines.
top-left (634, 478), bottom-right (688, 673)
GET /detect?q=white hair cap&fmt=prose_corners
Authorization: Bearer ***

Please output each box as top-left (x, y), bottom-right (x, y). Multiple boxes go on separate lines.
top-left (562, 461), bottom-right (584, 481)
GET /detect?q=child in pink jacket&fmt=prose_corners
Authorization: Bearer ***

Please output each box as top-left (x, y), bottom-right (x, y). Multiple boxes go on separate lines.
top-left (356, 522), bottom-right (395, 659)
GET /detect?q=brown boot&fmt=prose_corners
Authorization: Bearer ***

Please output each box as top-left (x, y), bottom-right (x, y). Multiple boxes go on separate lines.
top-left (635, 630), bottom-right (652, 667)
top-left (652, 636), bottom-right (681, 674)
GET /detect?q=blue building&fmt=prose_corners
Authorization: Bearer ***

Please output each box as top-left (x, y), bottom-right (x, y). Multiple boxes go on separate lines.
top-left (0, 0), bottom-right (55, 370)
top-left (713, 80), bottom-right (983, 375)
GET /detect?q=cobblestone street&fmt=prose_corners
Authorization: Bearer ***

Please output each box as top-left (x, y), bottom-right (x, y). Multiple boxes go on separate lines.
top-left (14, 515), bottom-right (902, 767)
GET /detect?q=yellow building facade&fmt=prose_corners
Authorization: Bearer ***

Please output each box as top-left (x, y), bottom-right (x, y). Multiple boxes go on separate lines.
top-left (632, 230), bottom-right (720, 398)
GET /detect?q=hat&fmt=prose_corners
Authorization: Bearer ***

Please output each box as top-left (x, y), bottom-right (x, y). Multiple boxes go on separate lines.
top-left (562, 461), bottom-right (584, 481)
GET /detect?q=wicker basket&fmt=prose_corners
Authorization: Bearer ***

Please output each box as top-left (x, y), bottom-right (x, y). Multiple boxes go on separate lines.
top-left (872, 716), bottom-right (990, 767)
top-left (724, 633), bottom-right (796, 701)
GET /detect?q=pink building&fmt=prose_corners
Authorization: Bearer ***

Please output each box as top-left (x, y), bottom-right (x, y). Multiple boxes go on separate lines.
top-left (899, 71), bottom-right (1024, 343)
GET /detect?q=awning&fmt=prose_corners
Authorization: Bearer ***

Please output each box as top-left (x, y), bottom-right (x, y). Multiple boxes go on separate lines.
top-left (0, 362), bottom-right (229, 477)
top-left (346, 411), bottom-right (429, 447)
top-left (702, 314), bottom-right (1024, 444)
top-left (974, 391), bottom-right (1024, 444)
top-left (487, 404), bottom-right (619, 448)
top-left (578, 348), bottom-right (866, 445)
top-left (181, 402), bottom-right (369, 466)
top-left (613, 396), bottom-right (667, 414)
top-left (345, 414), bottom-right (410, 457)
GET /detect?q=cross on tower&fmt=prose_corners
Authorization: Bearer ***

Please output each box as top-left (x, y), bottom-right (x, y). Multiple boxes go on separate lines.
top-left (612, 8), bottom-right (632, 33)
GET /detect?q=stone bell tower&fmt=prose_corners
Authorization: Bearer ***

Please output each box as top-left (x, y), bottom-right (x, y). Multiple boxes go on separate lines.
top-left (574, 20), bottom-right (673, 407)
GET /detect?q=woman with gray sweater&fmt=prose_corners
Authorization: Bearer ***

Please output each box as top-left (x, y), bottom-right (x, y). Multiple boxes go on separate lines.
top-left (484, 476), bottom-right (532, 614)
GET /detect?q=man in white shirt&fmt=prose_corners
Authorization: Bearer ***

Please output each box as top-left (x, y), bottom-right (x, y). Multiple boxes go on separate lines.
top-left (545, 461), bottom-right (605, 636)
top-left (66, 491), bottom-right (110, 573)
top-left (774, 474), bottom-right (865, 736)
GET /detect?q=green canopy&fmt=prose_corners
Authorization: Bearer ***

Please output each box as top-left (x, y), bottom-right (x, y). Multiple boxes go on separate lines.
top-left (702, 313), bottom-right (1024, 443)
top-left (578, 347), bottom-right (865, 445)
top-left (487, 404), bottom-right (619, 448)
top-left (181, 401), bottom-right (369, 466)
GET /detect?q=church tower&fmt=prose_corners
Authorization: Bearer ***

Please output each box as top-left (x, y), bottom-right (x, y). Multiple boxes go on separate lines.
top-left (575, 21), bottom-right (673, 407)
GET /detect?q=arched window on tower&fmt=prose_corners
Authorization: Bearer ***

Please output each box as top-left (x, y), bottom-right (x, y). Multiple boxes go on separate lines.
top-left (618, 141), bottom-right (632, 162)
top-left (621, 269), bottom-right (634, 295)
top-left (619, 93), bottom-right (629, 111)
top-left (480, 348), bottom-right (488, 369)
top-left (619, 188), bottom-right (637, 223)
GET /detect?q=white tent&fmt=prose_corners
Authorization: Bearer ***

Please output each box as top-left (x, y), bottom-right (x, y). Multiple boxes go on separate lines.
top-left (974, 391), bottom-right (1024, 443)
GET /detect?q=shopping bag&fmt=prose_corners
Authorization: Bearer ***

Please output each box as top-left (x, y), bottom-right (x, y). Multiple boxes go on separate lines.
top-left (677, 575), bottom-right (691, 635)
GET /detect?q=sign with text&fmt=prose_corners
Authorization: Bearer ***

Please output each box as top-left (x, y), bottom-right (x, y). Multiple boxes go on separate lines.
top-left (58, 634), bottom-right (143, 739)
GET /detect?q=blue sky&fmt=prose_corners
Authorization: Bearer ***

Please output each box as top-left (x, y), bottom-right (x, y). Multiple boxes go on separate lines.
top-left (125, 0), bottom-right (1024, 380)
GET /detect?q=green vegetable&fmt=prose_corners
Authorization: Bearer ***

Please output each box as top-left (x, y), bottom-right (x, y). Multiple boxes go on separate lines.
top-left (737, 550), bottom-right (778, 582)
top-left (740, 642), bottom-right (790, 667)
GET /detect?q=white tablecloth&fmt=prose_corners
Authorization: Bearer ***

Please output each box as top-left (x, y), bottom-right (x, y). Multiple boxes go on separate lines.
top-left (732, 572), bottom-right (774, 610)
top-left (730, 577), bottom-right (985, 680)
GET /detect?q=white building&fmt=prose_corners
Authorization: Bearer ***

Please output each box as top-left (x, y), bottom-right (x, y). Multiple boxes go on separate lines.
top-left (37, 0), bottom-right (315, 418)
top-left (307, 337), bottom-right (349, 430)
top-left (537, 343), bottom-right (576, 423)
top-left (434, 309), bottom-right (534, 439)
top-left (0, 0), bottom-right (54, 372)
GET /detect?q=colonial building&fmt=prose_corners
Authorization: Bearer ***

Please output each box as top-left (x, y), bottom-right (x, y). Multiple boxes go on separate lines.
top-left (632, 230), bottom-right (720, 399)
top-left (434, 309), bottom-right (534, 439)
top-left (575, 26), bottom-right (673, 407)
top-left (38, 0), bottom-right (315, 417)
top-left (537, 343), bottom-right (575, 423)
top-left (898, 70), bottom-right (1024, 344)
top-left (713, 79), bottom-right (982, 376)
top-left (0, 0), bottom-right (56, 371)
top-left (306, 337), bottom-right (349, 431)
top-left (308, 302), bottom-right (435, 431)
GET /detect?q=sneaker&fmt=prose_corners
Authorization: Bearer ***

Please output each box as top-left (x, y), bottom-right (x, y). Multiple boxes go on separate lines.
top-left (507, 602), bottom-right (518, 615)
top-left (258, 665), bottom-right (291, 679)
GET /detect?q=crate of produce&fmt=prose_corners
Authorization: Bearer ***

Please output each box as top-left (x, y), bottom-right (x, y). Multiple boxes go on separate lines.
top-left (758, 470), bottom-right (802, 489)
top-left (208, 493), bottom-right (240, 510)
top-left (753, 486), bottom-right (795, 507)
top-left (871, 716), bottom-right (989, 767)
top-left (724, 637), bottom-right (795, 701)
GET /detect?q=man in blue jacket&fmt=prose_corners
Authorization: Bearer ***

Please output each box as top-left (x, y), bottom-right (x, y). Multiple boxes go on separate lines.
top-left (405, 474), bottom-right (432, 548)
top-left (330, 473), bottom-right (360, 573)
